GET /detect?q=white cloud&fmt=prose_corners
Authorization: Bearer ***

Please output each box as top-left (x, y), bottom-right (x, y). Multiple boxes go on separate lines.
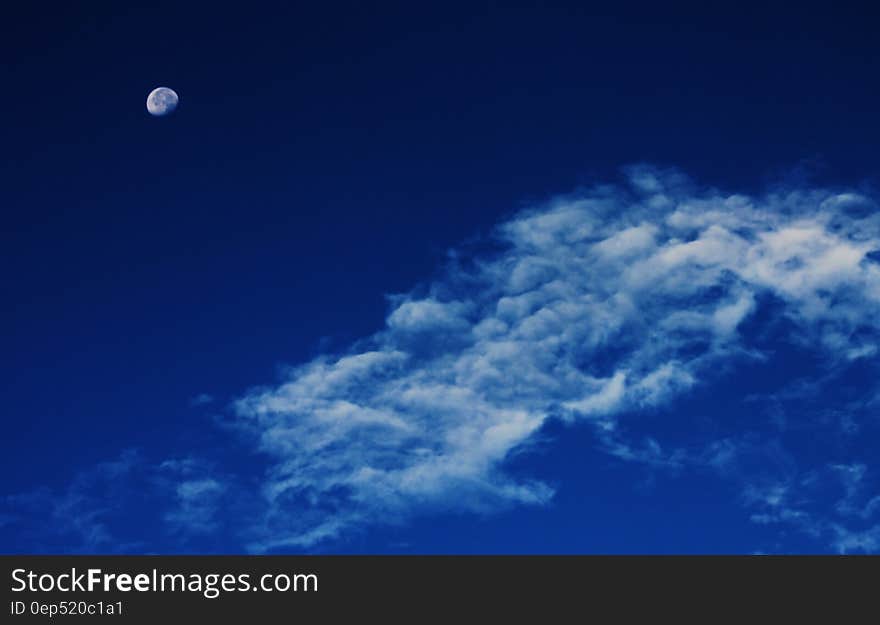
top-left (164, 478), bottom-right (225, 534)
top-left (232, 166), bottom-right (880, 551)
top-left (737, 462), bottom-right (880, 553)
top-left (6, 166), bottom-right (878, 553)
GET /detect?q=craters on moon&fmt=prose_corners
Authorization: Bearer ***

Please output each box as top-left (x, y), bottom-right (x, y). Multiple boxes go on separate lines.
top-left (146, 87), bottom-right (179, 116)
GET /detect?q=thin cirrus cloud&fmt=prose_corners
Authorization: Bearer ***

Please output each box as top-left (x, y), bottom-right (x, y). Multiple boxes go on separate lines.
top-left (3, 165), bottom-right (880, 553)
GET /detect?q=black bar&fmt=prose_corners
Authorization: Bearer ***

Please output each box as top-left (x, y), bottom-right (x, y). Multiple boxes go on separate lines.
top-left (1, 555), bottom-right (877, 621)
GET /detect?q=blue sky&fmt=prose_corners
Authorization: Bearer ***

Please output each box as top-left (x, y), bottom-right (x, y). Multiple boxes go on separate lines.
top-left (2, 2), bottom-right (879, 554)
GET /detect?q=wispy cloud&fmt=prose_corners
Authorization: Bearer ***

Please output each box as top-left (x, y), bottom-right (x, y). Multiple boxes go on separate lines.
top-left (159, 458), bottom-right (228, 536)
top-left (0, 452), bottom-right (233, 553)
top-left (1, 451), bottom-right (145, 552)
top-left (231, 166), bottom-right (880, 551)
top-left (738, 460), bottom-right (880, 553)
top-left (4, 166), bottom-right (880, 552)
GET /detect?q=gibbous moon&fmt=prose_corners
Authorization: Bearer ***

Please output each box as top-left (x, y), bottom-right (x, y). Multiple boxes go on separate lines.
top-left (146, 87), bottom-right (179, 116)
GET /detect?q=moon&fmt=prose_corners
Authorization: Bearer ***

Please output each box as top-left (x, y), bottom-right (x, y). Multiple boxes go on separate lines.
top-left (146, 87), bottom-right (179, 116)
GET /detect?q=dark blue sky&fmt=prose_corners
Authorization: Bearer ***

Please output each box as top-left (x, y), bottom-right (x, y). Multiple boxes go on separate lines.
top-left (2, 2), bottom-right (879, 554)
